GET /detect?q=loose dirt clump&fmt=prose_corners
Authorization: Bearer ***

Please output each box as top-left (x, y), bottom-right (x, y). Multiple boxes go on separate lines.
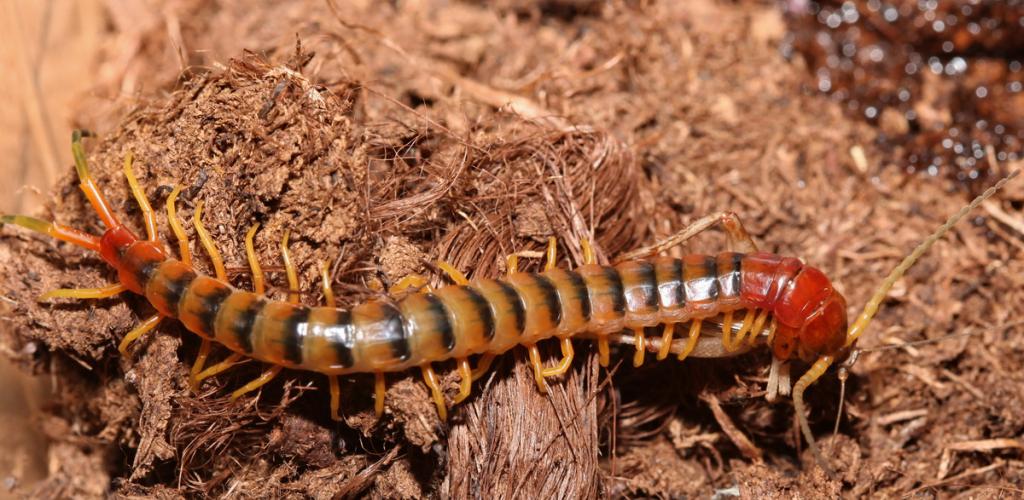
top-left (1, 1), bottom-right (1023, 498)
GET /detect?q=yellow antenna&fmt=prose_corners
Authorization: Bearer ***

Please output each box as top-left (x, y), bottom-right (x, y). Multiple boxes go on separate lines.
top-left (793, 169), bottom-right (1018, 477)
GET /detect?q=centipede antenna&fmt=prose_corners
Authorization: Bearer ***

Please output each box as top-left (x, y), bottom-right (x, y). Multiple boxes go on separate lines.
top-left (71, 130), bottom-right (121, 229)
top-left (845, 170), bottom-right (1018, 348)
top-left (0, 215), bottom-right (102, 251)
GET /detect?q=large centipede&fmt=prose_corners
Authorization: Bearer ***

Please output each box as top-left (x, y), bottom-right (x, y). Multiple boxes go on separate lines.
top-left (1, 132), bottom-right (1016, 475)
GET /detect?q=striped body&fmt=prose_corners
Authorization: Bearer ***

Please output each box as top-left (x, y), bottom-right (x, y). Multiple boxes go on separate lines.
top-left (103, 225), bottom-right (813, 374)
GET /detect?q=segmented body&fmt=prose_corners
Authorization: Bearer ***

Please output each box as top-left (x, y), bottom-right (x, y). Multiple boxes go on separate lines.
top-left (103, 223), bottom-right (816, 375)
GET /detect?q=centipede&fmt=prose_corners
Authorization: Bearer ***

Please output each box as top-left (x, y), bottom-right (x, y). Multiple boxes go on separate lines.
top-left (1, 131), bottom-right (1017, 476)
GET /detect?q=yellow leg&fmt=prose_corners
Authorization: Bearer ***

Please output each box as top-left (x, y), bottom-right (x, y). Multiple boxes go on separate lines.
top-left (749, 309), bottom-right (770, 346)
top-left (542, 337), bottom-right (574, 377)
top-left (731, 311), bottom-right (756, 347)
top-left (245, 223), bottom-right (265, 294)
top-left (328, 374), bottom-right (342, 422)
top-left (581, 238), bottom-right (596, 265)
top-left (189, 339), bottom-right (213, 392)
top-left (391, 274), bottom-right (431, 295)
top-left (437, 260), bottom-right (469, 285)
top-left (677, 320), bottom-right (702, 361)
top-left (122, 151), bottom-right (157, 242)
top-left (597, 336), bottom-right (610, 367)
top-left (420, 364), bottom-right (448, 421)
top-left (281, 231), bottom-right (300, 304)
top-left (544, 236), bottom-right (557, 271)
top-left (454, 358), bottom-right (473, 404)
top-left (657, 323), bottom-right (676, 360)
top-left (166, 185), bottom-right (192, 265)
top-left (374, 372), bottom-right (386, 417)
top-left (192, 353), bottom-right (244, 386)
top-left (506, 254), bottom-right (519, 276)
top-left (526, 344), bottom-right (549, 394)
top-left (720, 311), bottom-right (736, 352)
top-left (230, 365), bottom-right (283, 401)
top-left (320, 259), bottom-right (335, 307)
top-left (472, 353), bottom-right (496, 381)
top-left (633, 329), bottom-right (646, 367)
top-left (117, 314), bottom-right (162, 354)
top-left (39, 283), bottom-right (126, 302)
top-left (193, 201), bottom-right (227, 281)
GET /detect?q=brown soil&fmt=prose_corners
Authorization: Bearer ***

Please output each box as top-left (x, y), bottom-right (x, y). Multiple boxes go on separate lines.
top-left (1, 1), bottom-right (1023, 498)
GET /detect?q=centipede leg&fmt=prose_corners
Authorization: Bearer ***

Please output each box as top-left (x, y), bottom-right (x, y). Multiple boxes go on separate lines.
top-left (544, 236), bottom-right (558, 270)
top-left (633, 329), bottom-right (646, 367)
top-left (420, 364), bottom-right (448, 420)
top-left (118, 314), bottom-right (162, 354)
top-left (657, 323), bottom-right (676, 360)
top-left (391, 274), bottom-right (431, 295)
top-left (122, 150), bottom-right (158, 242)
top-left (526, 344), bottom-right (549, 393)
top-left (542, 337), bottom-right (574, 377)
top-left (328, 374), bottom-right (342, 421)
top-left (719, 212), bottom-right (758, 253)
top-left (189, 339), bottom-right (213, 392)
top-left (166, 186), bottom-right (192, 265)
top-left (720, 311), bottom-right (736, 352)
top-left (471, 353), bottom-right (496, 381)
top-left (454, 358), bottom-right (473, 404)
top-left (245, 223), bottom-right (265, 294)
top-left (748, 309), bottom-right (770, 346)
top-left (615, 211), bottom-right (758, 262)
top-left (581, 238), bottom-right (596, 265)
top-left (437, 260), bottom-right (470, 285)
top-left (677, 319), bottom-right (702, 361)
top-left (230, 364), bottom-right (283, 401)
top-left (280, 231), bottom-right (300, 304)
top-left (192, 353), bottom-right (245, 386)
top-left (38, 283), bottom-right (127, 302)
top-left (374, 372), bottom-right (386, 417)
top-left (596, 335), bottom-right (610, 367)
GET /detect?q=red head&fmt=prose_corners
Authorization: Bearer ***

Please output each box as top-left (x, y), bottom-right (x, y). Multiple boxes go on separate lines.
top-left (740, 252), bottom-right (848, 362)
top-left (771, 266), bottom-right (848, 362)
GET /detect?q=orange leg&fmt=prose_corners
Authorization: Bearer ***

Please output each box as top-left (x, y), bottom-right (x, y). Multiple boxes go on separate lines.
top-left (596, 334), bottom-right (610, 367)
top-left (420, 364), bottom-right (448, 421)
top-left (633, 329), bottom-right (646, 367)
top-left (454, 358), bottom-right (473, 404)
top-left (230, 365), bottom-right (283, 401)
top-left (39, 283), bottom-right (127, 302)
top-left (328, 374), bottom-right (342, 421)
top-left (542, 337), bottom-right (575, 377)
top-left (544, 236), bottom-right (558, 271)
top-left (677, 320), bottom-right (702, 362)
top-left (391, 274), bottom-right (431, 295)
top-left (437, 260), bottom-right (470, 285)
top-left (657, 323), bottom-right (676, 360)
top-left (720, 311), bottom-right (736, 352)
top-left (526, 344), bottom-right (549, 394)
top-left (374, 372), bottom-right (386, 417)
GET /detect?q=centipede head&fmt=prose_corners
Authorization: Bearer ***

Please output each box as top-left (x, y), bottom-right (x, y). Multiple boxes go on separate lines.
top-left (790, 170), bottom-right (1019, 478)
top-left (771, 266), bottom-right (850, 364)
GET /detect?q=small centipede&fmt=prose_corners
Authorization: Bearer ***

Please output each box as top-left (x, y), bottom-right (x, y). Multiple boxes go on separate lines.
top-left (1, 132), bottom-right (1016, 475)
